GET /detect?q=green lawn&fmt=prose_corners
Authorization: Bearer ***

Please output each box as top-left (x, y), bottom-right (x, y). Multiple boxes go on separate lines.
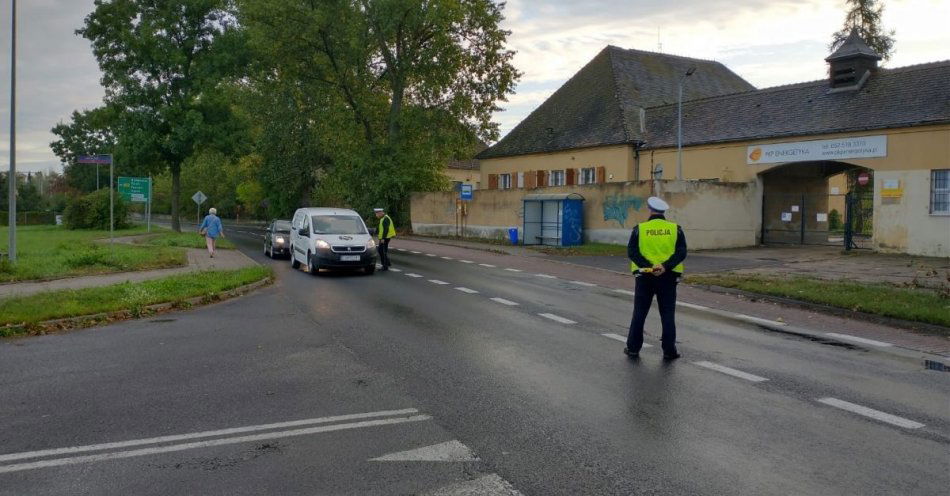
top-left (0, 225), bottom-right (186, 283)
top-left (688, 273), bottom-right (950, 330)
top-left (0, 266), bottom-right (271, 334)
top-left (135, 230), bottom-right (236, 250)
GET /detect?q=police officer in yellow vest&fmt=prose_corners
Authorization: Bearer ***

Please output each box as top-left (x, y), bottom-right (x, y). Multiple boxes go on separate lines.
top-left (625, 196), bottom-right (687, 360)
top-left (374, 208), bottom-right (396, 271)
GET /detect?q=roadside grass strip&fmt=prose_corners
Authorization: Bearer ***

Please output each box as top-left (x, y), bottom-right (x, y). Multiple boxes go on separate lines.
top-left (694, 361), bottom-right (769, 383)
top-left (817, 398), bottom-right (924, 429)
top-left (0, 409), bottom-right (430, 474)
top-left (139, 231), bottom-right (236, 250)
top-left (455, 287), bottom-right (479, 294)
top-left (0, 266), bottom-right (271, 333)
top-left (539, 313), bottom-right (577, 325)
top-left (490, 297), bottom-right (519, 306)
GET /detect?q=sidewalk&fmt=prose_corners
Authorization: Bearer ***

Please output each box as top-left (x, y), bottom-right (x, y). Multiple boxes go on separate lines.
top-left (400, 236), bottom-right (949, 358)
top-left (0, 242), bottom-right (256, 299)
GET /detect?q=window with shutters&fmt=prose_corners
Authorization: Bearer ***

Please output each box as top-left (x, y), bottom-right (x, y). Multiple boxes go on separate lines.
top-left (932, 169), bottom-right (950, 215)
top-left (549, 170), bottom-right (565, 186)
top-left (499, 173), bottom-right (512, 190)
top-left (580, 167), bottom-right (596, 185)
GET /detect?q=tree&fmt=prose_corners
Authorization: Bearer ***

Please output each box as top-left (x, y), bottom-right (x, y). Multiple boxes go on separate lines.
top-left (77, 0), bottom-right (250, 231)
top-left (239, 0), bottom-right (519, 221)
top-left (830, 0), bottom-right (895, 61)
top-left (50, 107), bottom-right (117, 192)
top-left (17, 182), bottom-right (46, 212)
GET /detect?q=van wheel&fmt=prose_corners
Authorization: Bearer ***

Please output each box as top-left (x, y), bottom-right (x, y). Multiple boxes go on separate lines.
top-left (307, 252), bottom-right (319, 276)
top-left (291, 246), bottom-right (301, 269)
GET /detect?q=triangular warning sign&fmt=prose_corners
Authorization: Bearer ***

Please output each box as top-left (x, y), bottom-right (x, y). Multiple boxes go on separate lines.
top-left (370, 440), bottom-right (478, 462)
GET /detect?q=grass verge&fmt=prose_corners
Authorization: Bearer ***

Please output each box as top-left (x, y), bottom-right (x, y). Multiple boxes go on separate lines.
top-left (688, 273), bottom-right (950, 330)
top-left (530, 242), bottom-right (627, 257)
top-left (136, 230), bottom-right (236, 250)
top-left (0, 225), bottom-right (186, 283)
top-left (0, 266), bottom-right (271, 336)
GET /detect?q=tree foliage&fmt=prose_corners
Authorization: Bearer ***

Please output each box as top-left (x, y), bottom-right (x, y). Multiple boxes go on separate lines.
top-left (830, 0), bottom-right (896, 61)
top-left (50, 107), bottom-right (118, 192)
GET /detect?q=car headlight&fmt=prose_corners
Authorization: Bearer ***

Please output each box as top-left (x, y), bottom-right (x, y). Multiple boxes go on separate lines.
top-left (315, 239), bottom-right (331, 249)
top-left (366, 239), bottom-right (376, 249)
top-left (275, 236), bottom-right (285, 244)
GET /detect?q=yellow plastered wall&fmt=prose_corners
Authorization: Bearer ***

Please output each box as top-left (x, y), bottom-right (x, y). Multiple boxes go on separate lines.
top-left (479, 145), bottom-right (635, 185)
top-left (443, 168), bottom-right (480, 190)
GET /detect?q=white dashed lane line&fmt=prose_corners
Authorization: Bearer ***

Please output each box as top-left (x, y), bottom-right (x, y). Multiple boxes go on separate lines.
top-left (538, 313), bottom-right (577, 325)
top-left (455, 287), bottom-right (479, 294)
top-left (825, 333), bottom-right (893, 347)
top-left (504, 268), bottom-right (522, 272)
top-left (426, 253), bottom-right (437, 257)
top-left (441, 256), bottom-right (454, 260)
top-left (817, 397), bottom-right (924, 429)
top-left (410, 251), bottom-right (422, 254)
top-left (613, 289), bottom-right (635, 296)
top-left (428, 279), bottom-right (450, 285)
top-left (601, 333), bottom-right (653, 347)
top-left (535, 274), bottom-right (557, 279)
top-left (479, 263), bottom-right (496, 268)
top-left (733, 313), bottom-right (788, 327)
top-left (396, 248), bottom-right (407, 252)
top-left (569, 280), bottom-right (596, 287)
top-left (459, 260), bottom-right (474, 264)
top-left (405, 273), bottom-right (424, 278)
top-left (676, 302), bottom-right (709, 310)
top-left (490, 297), bottom-right (519, 306)
top-left (694, 361), bottom-right (769, 383)
top-left (388, 268), bottom-right (402, 272)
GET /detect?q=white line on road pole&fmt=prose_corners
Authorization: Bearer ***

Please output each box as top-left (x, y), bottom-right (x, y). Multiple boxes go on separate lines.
top-left (478, 263), bottom-right (496, 268)
top-left (458, 260), bottom-right (474, 264)
top-left (0, 415), bottom-right (432, 474)
top-left (825, 333), bottom-right (893, 347)
top-left (570, 280), bottom-right (596, 287)
top-left (428, 279), bottom-right (450, 285)
top-left (504, 268), bottom-right (522, 272)
top-left (676, 302), bottom-right (709, 310)
top-left (613, 289), bottom-right (635, 296)
top-left (694, 361), bottom-right (769, 383)
top-left (455, 287), bottom-right (479, 294)
top-left (490, 297), bottom-right (519, 306)
top-left (405, 273), bottom-right (424, 278)
top-left (535, 274), bottom-right (557, 279)
top-left (538, 313), bottom-right (577, 325)
top-left (0, 408), bottom-right (420, 464)
top-left (817, 398), bottom-right (924, 429)
top-left (601, 333), bottom-right (653, 347)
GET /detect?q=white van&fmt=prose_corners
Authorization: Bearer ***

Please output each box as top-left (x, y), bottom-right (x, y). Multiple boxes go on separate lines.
top-left (290, 207), bottom-right (378, 275)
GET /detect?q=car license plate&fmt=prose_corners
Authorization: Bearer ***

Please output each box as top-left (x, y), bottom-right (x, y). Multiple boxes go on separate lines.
top-left (340, 255), bottom-right (360, 262)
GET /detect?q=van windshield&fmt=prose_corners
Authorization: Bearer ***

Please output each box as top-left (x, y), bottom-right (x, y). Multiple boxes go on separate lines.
top-left (311, 215), bottom-right (367, 235)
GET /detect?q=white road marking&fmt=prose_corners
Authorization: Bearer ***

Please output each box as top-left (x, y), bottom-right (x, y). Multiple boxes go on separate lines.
top-left (388, 268), bottom-right (402, 272)
top-left (459, 260), bottom-right (474, 264)
top-left (428, 473), bottom-right (523, 496)
top-left (490, 297), bottom-right (519, 306)
top-left (405, 273), bottom-right (424, 278)
top-left (504, 268), bottom-right (523, 272)
top-left (734, 313), bottom-right (788, 327)
top-left (455, 287), bottom-right (479, 294)
top-left (370, 440), bottom-right (477, 462)
top-left (441, 256), bottom-right (454, 260)
top-left (411, 251), bottom-right (422, 254)
top-left (613, 289), bottom-right (635, 296)
top-left (825, 333), bottom-right (893, 347)
top-left (428, 279), bottom-right (450, 285)
top-left (535, 274), bottom-right (557, 279)
top-left (570, 280), bottom-right (596, 287)
top-left (538, 313), bottom-right (577, 325)
top-left (694, 361), bottom-right (769, 383)
top-left (0, 408), bottom-right (421, 464)
top-left (479, 263), bottom-right (496, 268)
top-left (396, 248), bottom-right (407, 252)
top-left (0, 415), bottom-right (432, 474)
top-left (601, 333), bottom-right (653, 347)
top-left (676, 302), bottom-right (709, 310)
top-left (817, 397), bottom-right (924, 429)
top-left (426, 253), bottom-right (438, 257)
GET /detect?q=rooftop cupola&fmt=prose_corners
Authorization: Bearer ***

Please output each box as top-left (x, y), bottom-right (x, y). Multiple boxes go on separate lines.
top-left (825, 29), bottom-right (882, 91)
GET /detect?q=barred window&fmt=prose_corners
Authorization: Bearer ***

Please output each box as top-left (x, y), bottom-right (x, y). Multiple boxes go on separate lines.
top-left (932, 170), bottom-right (950, 214)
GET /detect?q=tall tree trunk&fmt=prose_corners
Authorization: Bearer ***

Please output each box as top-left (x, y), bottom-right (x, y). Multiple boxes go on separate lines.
top-left (171, 165), bottom-right (181, 232)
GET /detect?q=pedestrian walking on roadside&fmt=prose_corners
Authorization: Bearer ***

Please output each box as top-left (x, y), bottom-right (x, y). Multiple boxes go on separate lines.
top-left (198, 207), bottom-right (224, 258)
top-left (625, 196), bottom-right (687, 360)
top-left (374, 207), bottom-right (396, 271)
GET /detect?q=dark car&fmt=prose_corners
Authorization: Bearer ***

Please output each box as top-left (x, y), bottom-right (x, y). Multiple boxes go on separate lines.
top-left (264, 219), bottom-right (292, 258)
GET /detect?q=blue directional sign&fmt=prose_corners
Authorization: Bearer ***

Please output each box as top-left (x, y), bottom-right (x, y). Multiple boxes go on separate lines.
top-left (77, 154), bottom-right (112, 164)
top-left (460, 184), bottom-right (473, 201)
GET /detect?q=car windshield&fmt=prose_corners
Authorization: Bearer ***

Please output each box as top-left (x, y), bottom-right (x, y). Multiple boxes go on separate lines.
top-left (274, 220), bottom-right (291, 233)
top-left (311, 215), bottom-right (367, 235)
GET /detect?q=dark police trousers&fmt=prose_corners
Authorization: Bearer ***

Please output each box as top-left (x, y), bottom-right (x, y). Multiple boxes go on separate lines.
top-left (627, 271), bottom-right (679, 355)
top-left (378, 238), bottom-right (391, 268)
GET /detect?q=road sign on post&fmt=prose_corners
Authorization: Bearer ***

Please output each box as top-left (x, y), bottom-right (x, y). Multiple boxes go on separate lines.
top-left (118, 176), bottom-right (150, 203)
top-left (192, 191), bottom-right (207, 224)
top-left (460, 184), bottom-right (473, 201)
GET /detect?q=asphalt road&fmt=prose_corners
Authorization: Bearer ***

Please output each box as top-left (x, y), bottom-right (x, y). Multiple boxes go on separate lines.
top-left (1, 222), bottom-right (947, 495)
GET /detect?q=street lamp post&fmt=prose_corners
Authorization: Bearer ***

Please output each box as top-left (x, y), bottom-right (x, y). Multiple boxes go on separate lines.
top-left (7, 0), bottom-right (16, 262)
top-left (676, 66), bottom-right (696, 181)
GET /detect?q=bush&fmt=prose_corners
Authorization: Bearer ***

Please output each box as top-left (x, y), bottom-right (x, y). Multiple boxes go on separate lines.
top-left (64, 190), bottom-right (129, 230)
top-left (0, 211), bottom-right (56, 226)
top-left (828, 209), bottom-right (842, 231)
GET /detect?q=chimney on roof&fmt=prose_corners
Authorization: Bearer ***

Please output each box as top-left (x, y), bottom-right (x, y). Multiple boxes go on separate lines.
top-left (825, 29), bottom-right (882, 91)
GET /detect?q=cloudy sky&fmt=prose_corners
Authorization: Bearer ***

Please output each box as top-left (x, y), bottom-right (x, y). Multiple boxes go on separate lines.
top-left (0, 0), bottom-right (948, 173)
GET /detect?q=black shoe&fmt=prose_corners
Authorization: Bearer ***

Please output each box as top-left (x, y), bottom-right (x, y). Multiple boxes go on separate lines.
top-left (380, 266), bottom-right (389, 272)
top-left (623, 347), bottom-right (639, 358)
top-left (663, 352), bottom-right (681, 361)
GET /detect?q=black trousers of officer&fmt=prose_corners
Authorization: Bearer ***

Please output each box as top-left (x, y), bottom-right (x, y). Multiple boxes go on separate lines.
top-left (627, 271), bottom-right (678, 355)
top-left (378, 238), bottom-right (391, 268)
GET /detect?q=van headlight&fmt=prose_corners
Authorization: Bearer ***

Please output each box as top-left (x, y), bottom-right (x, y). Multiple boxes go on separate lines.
top-left (315, 239), bottom-right (331, 250)
top-left (366, 239), bottom-right (376, 249)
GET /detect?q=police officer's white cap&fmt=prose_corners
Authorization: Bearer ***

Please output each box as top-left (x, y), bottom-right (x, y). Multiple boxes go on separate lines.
top-left (373, 208), bottom-right (384, 213)
top-left (647, 196), bottom-right (669, 212)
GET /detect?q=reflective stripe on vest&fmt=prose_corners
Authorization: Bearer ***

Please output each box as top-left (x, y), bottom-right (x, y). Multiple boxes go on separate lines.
top-left (630, 218), bottom-right (684, 273)
top-left (378, 215), bottom-right (396, 239)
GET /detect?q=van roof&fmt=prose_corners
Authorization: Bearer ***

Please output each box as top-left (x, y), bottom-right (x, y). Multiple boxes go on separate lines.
top-left (295, 207), bottom-right (361, 216)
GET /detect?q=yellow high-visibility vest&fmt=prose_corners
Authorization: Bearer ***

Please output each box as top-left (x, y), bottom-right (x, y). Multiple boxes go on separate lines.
top-left (378, 214), bottom-right (396, 239)
top-left (630, 218), bottom-right (684, 273)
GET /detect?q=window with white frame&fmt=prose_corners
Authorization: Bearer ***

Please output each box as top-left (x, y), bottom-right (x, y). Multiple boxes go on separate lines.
top-left (499, 173), bottom-right (512, 189)
top-left (549, 170), bottom-right (565, 186)
top-left (580, 167), bottom-right (596, 185)
top-left (932, 169), bottom-right (950, 214)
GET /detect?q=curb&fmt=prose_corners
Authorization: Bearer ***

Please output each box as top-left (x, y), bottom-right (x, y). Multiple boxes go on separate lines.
top-left (2, 276), bottom-right (272, 338)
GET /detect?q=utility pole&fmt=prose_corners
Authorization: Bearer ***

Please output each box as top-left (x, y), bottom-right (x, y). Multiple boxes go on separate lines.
top-left (8, 0), bottom-right (17, 262)
top-left (677, 66), bottom-right (696, 181)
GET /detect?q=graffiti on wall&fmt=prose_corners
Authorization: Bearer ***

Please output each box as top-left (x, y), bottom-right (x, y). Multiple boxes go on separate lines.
top-left (603, 194), bottom-right (644, 227)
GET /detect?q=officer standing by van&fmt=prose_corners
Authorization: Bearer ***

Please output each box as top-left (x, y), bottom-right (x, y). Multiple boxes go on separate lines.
top-left (625, 196), bottom-right (687, 360)
top-left (374, 208), bottom-right (396, 271)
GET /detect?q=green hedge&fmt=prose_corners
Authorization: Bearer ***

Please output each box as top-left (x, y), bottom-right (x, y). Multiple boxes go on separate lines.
top-left (0, 211), bottom-right (56, 226)
top-left (64, 190), bottom-right (130, 230)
